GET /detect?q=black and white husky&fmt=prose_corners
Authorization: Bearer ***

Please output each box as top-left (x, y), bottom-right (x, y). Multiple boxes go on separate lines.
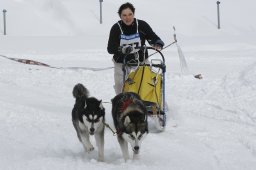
top-left (111, 92), bottom-right (148, 161)
top-left (72, 83), bottom-right (105, 161)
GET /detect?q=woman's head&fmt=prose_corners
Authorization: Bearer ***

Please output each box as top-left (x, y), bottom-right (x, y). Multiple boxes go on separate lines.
top-left (118, 2), bottom-right (135, 26)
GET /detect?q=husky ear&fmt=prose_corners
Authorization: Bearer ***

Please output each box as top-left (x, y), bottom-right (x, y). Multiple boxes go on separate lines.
top-left (124, 116), bottom-right (131, 126)
top-left (99, 100), bottom-right (104, 110)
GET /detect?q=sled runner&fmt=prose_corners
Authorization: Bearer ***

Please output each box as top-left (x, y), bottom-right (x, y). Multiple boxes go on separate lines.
top-left (122, 46), bottom-right (167, 131)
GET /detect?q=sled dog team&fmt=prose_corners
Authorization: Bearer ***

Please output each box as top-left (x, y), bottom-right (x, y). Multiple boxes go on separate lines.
top-left (71, 1), bottom-right (165, 162)
top-left (72, 83), bottom-right (149, 162)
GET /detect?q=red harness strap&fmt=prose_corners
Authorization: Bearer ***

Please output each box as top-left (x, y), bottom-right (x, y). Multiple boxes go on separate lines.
top-left (116, 98), bottom-right (135, 136)
top-left (120, 99), bottom-right (133, 112)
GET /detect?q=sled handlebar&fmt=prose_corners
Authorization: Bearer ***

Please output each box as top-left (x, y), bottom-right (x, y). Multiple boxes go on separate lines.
top-left (134, 46), bottom-right (165, 62)
top-left (123, 46), bottom-right (165, 63)
top-left (122, 46), bottom-right (166, 72)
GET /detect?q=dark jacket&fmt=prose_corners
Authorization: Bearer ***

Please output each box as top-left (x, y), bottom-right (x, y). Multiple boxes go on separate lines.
top-left (107, 19), bottom-right (164, 63)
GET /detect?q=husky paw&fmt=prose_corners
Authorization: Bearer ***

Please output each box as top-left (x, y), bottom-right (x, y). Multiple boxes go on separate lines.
top-left (98, 157), bottom-right (104, 162)
top-left (84, 144), bottom-right (94, 152)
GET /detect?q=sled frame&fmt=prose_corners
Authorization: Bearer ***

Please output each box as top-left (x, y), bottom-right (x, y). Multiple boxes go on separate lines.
top-left (122, 46), bottom-right (167, 130)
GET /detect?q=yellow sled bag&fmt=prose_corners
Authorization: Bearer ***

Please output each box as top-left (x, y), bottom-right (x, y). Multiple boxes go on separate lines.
top-left (123, 66), bottom-right (162, 108)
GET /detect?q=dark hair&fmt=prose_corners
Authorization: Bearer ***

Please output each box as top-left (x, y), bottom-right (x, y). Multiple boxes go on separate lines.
top-left (118, 2), bottom-right (135, 17)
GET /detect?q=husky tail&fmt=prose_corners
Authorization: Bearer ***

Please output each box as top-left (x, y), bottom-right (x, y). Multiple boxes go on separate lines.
top-left (72, 83), bottom-right (89, 99)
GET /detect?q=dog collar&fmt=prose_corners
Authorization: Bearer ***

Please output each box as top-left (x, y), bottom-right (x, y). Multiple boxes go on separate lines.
top-left (116, 128), bottom-right (124, 136)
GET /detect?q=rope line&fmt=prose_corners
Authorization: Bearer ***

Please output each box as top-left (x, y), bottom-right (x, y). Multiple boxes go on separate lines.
top-left (0, 54), bottom-right (114, 71)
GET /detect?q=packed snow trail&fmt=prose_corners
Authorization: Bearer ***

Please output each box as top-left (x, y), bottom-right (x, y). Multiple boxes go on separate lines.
top-left (1, 50), bottom-right (256, 170)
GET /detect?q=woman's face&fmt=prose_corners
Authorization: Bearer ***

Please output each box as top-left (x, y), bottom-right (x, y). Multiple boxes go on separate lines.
top-left (120, 8), bottom-right (134, 26)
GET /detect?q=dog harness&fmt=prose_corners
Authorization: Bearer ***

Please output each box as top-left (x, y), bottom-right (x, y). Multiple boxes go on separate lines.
top-left (115, 96), bottom-right (136, 136)
top-left (120, 99), bottom-right (134, 112)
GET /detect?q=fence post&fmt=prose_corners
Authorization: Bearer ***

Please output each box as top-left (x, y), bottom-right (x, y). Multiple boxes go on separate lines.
top-left (217, 1), bottom-right (221, 29)
top-left (3, 9), bottom-right (7, 35)
top-left (99, 0), bottom-right (103, 24)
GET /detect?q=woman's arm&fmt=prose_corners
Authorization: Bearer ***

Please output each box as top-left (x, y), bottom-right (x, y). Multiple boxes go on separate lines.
top-left (139, 20), bottom-right (164, 47)
top-left (107, 24), bottom-right (121, 55)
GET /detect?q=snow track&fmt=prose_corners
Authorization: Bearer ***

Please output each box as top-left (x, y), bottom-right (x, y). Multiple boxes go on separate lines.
top-left (1, 50), bottom-right (256, 169)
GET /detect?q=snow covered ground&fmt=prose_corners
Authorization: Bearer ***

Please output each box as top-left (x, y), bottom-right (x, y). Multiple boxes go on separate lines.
top-left (0, 0), bottom-right (256, 169)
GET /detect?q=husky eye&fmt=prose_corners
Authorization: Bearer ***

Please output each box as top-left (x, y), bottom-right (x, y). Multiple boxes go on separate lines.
top-left (138, 134), bottom-right (143, 140)
top-left (129, 134), bottom-right (135, 140)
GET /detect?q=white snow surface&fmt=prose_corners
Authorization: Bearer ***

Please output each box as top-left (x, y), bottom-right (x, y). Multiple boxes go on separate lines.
top-left (0, 0), bottom-right (256, 169)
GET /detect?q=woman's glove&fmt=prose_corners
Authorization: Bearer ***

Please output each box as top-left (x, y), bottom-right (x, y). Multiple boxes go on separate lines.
top-left (153, 40), bottom-right (164, 50)
top-left (121, 45), bottom-right (134, 54)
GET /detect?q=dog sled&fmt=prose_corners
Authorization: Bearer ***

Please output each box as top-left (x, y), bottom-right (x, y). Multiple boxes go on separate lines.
top-left (122, 46), bottom-right (167, 131)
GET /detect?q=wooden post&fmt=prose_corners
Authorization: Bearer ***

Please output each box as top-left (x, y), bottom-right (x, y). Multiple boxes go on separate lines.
top-left (3, 9), bottom-right (7, 35)
top-left (217, 1), bottom-right (221, 29)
